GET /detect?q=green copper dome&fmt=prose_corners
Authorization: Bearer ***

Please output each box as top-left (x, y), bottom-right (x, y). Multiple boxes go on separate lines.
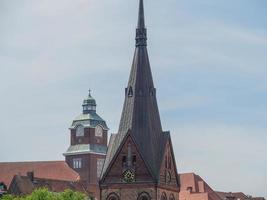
top-left (70, 90), bottom-right (109, 130)
top-left (82, 90), bottom-right (97, 114)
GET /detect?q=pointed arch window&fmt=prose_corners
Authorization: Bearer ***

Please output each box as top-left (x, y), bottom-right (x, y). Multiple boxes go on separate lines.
top-left (107, 193), bottom-right (120, 200)
top-left (161, 192), bottom-right (167, 200)
top-left (138, 192), bottom-right (151, 200)
top-left (128, 86), bottom-right (133, 97)
top-left (122, 156), bottom-right (127, 168)
top-left (169, 194), bottom-right (175, 200)
top-left (149, 87), bottom-right (155, 96)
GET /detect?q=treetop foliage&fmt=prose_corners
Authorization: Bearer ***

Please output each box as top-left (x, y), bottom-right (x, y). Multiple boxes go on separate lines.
top-left (1, 188), bottom-right (91, 200)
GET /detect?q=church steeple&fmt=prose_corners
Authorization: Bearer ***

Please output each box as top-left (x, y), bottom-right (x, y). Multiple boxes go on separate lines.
top-left (101, 0), bottom-right (165, 181)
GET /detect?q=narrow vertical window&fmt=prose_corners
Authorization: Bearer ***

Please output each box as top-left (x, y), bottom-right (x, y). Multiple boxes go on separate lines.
top-left (97, 158), bottom-right (105, 178)
top-left (122, 156), bottom-right (127, 168)
top-left (128, 86), bottom-right (133, 97)
top-left (73, 158), bottom-right (82, 169)
top-left (132, 155), bottom-right (136, 166)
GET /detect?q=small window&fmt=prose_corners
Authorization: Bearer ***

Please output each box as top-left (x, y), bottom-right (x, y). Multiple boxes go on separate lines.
top-left (122, 156), bottom-right (127, 167)
top-left (132, 155), bottom-right (136, 166)
top-left (128, 86), bottom-right (133, 97)
top-left (168, 157), bottom-right (172, 170)
top-left (138, 89), bottom-right (143, 96)
top-left (97, 159), bottom-right (105, 178)
top-left (165, 156), bottom-right (168, 168)
top-left (149, 87), bottom-right (154, 96)
top-left (73, 158), bottom-right (82, 169)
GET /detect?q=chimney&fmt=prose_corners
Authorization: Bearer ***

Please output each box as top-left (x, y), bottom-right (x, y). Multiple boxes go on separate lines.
top-left (27, 171), bottom-right (34, 182)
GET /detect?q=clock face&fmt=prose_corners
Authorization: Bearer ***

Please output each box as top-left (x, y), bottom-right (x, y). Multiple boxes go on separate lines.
top-left (123, 169), bottom-right (135, 183)
top-left (76, 125), bottom-right (84, 137)
top-left (95, 125), bottom-right (103, 137)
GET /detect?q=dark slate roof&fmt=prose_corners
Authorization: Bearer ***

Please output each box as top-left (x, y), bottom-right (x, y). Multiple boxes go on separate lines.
top-left (101, 0), bottom-right (166, 181)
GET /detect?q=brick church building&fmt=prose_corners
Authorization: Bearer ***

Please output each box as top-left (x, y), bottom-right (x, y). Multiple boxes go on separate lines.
top-left (99, 0), bottom-right (179, 199)
top-left (0, 1), bottom-right (265, 200)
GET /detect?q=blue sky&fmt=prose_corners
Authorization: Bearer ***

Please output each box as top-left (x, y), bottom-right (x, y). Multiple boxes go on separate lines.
top-left (0, 0), bottom-right (266, 198)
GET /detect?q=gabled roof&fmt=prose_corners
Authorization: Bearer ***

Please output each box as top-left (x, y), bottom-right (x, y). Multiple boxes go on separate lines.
top-left (101, 0), bottom-right (166, 181)
top-left (216, 192), bottom-right (248, 200)
top-left (179, 173), bottom-right (222, 200)
top-left (9, 175), bottom-right (86, 195)
top-left (0, 161), bottom-right (79, 188)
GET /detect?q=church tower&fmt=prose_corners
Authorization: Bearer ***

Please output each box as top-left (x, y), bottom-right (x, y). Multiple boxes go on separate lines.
top-left (64, 91), bottom-right (108, 196)
top-left (100, 1), bottom-right (180, 199)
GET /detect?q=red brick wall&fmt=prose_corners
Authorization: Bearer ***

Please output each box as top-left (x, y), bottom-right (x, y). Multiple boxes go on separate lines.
top-left (71, 128), bottom-right (107, 146)
top-left (102, 135), bottom-right (153, 184)
top-left (158, 140), bottom-right (179, 191)
top-left (101, 186), bottom-right (156, 200)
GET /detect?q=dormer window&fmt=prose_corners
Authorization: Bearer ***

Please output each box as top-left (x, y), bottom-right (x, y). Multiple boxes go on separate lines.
top-left (128, 86), bottom-right (133, 97)
top-left (76, 125), bottom-right (84, 137)
top-left (149, 87), bottom-right (155, 96)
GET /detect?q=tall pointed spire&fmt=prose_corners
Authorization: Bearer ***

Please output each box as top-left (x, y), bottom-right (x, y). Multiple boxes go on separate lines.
top-left (101, 0), bottom-right (165, 181)
top-left (136, 0), bottom-right (147, 47)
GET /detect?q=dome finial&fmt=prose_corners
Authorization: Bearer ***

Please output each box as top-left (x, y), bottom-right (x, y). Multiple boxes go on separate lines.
top-left (88, 89), bottom-right (91, 96)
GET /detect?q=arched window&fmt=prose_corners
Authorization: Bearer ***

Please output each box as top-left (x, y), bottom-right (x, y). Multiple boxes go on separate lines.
top-left (138, 192), bottom-right (151, 200)
top-left (107, 193), bottom-right (120, 200)
top-left (161, 192), bottom-right (167, 200)
top-left (169, 194), bottom-right (175, 200)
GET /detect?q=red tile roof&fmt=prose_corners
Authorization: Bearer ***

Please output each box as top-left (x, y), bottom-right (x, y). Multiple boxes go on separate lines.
top-left (9, 175), bottom-right (86, 195)
top-left (0, 161), bottom-right (79, 187)
top-left (216, 192), bottom-right (248, 200)
top-left (179, 173), bottom-right (222, 200)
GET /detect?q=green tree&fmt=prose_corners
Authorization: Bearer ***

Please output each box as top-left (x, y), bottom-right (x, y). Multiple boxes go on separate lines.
top-left (1, 188), bottom-right (91, 200)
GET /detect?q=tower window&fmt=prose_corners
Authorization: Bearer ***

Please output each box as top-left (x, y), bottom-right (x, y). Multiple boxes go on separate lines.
top-left (97, 158), bottom-right (105, 178)
top-left (128, 86), bottom-right (133, 97)
top-left (73, 158), bottom-right (82, 169)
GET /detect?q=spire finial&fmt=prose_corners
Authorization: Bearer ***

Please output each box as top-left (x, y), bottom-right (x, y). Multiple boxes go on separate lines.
top-left (135, 0), bottom-right (147, 47)
top-left (137, 0), bottom-right (145, 29)
top-left (88, 89), bottom-right (91, 96)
